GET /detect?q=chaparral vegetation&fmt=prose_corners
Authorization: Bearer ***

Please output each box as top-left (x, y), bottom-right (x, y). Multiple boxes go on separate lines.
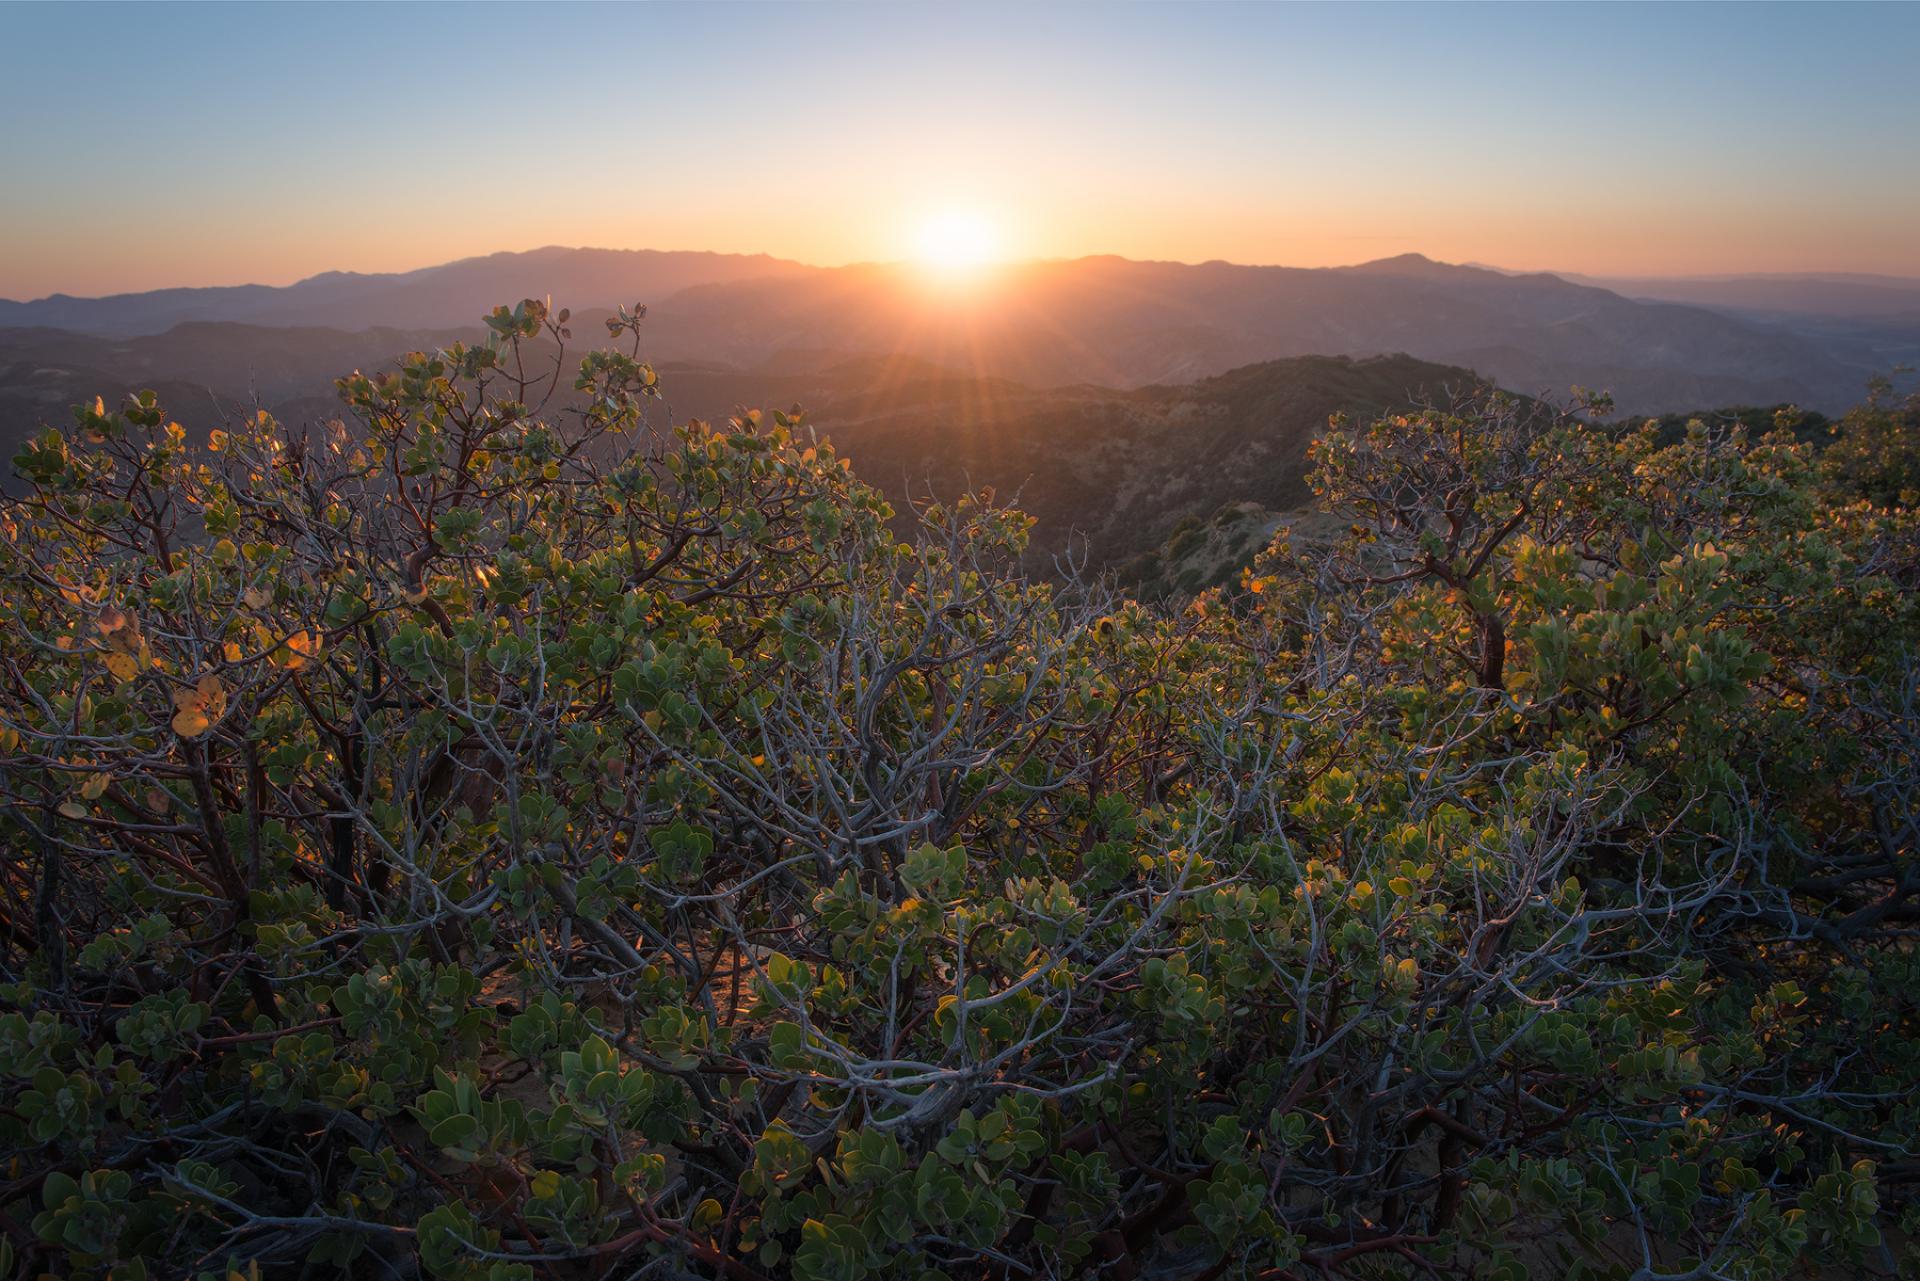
top-left (2, 301), bottom-right (1917, 1281)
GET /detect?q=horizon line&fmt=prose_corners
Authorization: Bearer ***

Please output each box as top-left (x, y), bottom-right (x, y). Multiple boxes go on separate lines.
top-left (8, 243), bottom-right (1920, 307)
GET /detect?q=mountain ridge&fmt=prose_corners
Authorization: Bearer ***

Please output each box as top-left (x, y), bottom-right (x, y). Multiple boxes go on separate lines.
top-left (0, 247), bottom-right (819, 335)
top-left (0, 246), bottom-right (1888, 414)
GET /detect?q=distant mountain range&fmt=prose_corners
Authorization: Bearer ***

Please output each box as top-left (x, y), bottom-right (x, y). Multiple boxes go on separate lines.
top-left (0, 248), bottom-right (815, 336)
top-left (1466, 265), bottom-right (1920, 391)
top-left (1568, 270), bottom-right (1920, 321)
top-left (6, 246), bottom-right (1913, 572)
top-left (1, 246), bottom-right (1904, 414)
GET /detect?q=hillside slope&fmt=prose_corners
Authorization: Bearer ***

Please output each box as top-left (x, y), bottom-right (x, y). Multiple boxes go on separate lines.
top-left (806, 351), bottom-right (1481, 570)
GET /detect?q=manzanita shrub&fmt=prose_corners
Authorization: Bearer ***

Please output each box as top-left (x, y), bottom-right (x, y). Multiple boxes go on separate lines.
top-left (1, 300), bottom-right (1916, 1281)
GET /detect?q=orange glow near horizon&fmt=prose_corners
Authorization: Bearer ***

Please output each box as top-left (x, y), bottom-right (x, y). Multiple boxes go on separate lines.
top-left (4, 6), bottom-right (1920, 298)
top-left (10, 194), bottom-right (1920, 300)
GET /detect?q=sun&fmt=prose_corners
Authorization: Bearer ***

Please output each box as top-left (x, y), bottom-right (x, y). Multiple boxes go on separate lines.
top-left (914, 210), bottom-right (1001, 273)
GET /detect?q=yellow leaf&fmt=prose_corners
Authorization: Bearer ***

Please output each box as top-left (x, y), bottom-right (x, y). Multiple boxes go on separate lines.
top-left (171, 674), bottom-right (227, 738)
top-left (195, 674), bottom-right (228, 721)
top-left (280, 630), bottom-right (319, 671)
top-left (224, 641), bottom-right (244, 662)
top-left (79, 772), bottom-right (110, 800)
top-left (96, 602), bottom-right (143, 654)
top-left (103, 651), bottom-right (139, 682)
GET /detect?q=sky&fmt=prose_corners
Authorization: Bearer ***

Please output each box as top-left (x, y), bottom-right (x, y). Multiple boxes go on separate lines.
top-left (2, 1), bottom-right (1917, 299)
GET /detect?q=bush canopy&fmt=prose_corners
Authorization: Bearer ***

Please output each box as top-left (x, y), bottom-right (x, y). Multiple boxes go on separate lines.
top-left (2, 301), bottom-right (1917, 1280)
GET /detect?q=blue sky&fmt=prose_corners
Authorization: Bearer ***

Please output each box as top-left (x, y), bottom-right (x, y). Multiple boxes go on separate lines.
top-left (2, 1), bottom-right (1916, 296)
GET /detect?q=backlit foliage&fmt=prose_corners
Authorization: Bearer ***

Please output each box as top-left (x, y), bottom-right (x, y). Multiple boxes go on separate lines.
top-left (1, 302), bottom-right (1916, 1280)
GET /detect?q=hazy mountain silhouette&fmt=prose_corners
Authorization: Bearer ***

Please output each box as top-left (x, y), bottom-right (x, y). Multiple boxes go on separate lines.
top-left (633, 252), bottom-right (1866, 413)
top-left (1568, 270), bottom-right (1920, 321)
top-left (0, 248), bottom-right (816, 336)
top-left (0, 246), bottom-right (1881, 414)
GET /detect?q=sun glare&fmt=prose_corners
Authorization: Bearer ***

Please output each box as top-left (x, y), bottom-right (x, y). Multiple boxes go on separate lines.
top-left (914, 211), bottom-right (1000, 274)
